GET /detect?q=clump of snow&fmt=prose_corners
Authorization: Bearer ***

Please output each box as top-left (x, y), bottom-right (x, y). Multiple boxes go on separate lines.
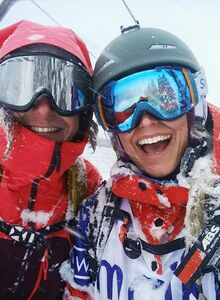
top-left (0, 107), bottom-right (14, 160)
top-left (21, 209), bottom-right (53, 226)
top-left (88, 186), bottom-right (113, 263)
top-left (157, 193), bottom-right (171, 208)
top-left (65, 198), bottom-right (74, 221)
top-left (27, 34), bottom-right (44, 41)
top-left (110, 160), bottom-right (134, 179)
top-left (126, 232), bottom-right (140, 241)
top-left (176, 172), bottom-right (190, 189)
top-left (182, 154), bottom-right (220, 246)
top-left (132, 216), bottom-right (149, 242)
top-left (74, 157), bottom-right (87, 184)
top-left (60, 260), bottom-right (75, 288)
top-left (149, 222), bottom-right (168, 242)
top-left (129, 275), bottom-right (165, 299)
top-left (60, 260), bottom-right (94, 295)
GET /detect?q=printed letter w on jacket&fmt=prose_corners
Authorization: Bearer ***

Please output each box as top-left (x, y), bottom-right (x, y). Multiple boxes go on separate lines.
top-left (73, 245), bottom-right (90, 286)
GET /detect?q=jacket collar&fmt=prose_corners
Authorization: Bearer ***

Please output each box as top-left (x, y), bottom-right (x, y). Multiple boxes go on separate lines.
top-left (3, 125), bottom-right (87, 184)
top-left (111, 159), bottom-right (189, 208)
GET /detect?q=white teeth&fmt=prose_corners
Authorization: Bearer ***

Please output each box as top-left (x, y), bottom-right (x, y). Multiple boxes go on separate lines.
top-left (29, 126), bottom-right (59, 133)
top-left (139, 135), bottom-right (171, 145)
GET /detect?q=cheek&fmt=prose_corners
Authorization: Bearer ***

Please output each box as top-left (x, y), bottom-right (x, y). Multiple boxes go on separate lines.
top-left (172, 118), bottom-right (189, 155)
top-left (66, 116), bottom-right (80, 133)
top-left (177, 120), bottom-right (188, 143)
top-left (11, 112), bottom-right (25, 122)
top-left (118, 133), bottom-right (132, 149)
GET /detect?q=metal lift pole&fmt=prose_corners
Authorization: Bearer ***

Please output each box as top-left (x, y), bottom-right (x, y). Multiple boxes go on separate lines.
top-left (0, 0), bottom-right (20, 22)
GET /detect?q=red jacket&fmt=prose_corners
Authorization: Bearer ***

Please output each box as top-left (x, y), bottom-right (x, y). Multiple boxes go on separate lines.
top-left (0, 123), bottom-right (101, 300)
top-left (0, 124), bottom-right (100, 231)
top-left (0, 20), bottom-right (100, 300)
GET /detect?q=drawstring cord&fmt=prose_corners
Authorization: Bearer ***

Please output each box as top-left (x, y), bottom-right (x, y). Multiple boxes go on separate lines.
top-left (42, 248), bottom-right (49, 280)
top-left (27, 248), bottom-right (49, 300)
top-left (119, 218), bottom-right (129, 244)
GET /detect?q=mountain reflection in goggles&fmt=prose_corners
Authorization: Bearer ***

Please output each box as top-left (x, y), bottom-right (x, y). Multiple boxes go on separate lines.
top-left (95, 67), bottom-right (199, 132)
top-left (0, 55), bottom-right (91, 115)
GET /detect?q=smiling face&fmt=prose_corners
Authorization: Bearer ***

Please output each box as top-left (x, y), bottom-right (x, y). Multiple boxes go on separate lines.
top-left (11, 94), bottom-right (79, 142)
top-left (118, 113), bottom-right (188, 178)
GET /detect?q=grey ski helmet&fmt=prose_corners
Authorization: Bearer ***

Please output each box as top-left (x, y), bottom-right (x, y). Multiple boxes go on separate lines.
top-left (94, 26), bottom-right (200, 94)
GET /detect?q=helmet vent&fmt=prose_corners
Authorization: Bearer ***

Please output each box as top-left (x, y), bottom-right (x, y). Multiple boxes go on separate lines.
top-left (149, 44), bottom-right (176, 50)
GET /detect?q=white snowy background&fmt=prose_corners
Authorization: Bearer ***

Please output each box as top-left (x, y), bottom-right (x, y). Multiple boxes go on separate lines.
top-left (0, 0), bottom-right (220, 179)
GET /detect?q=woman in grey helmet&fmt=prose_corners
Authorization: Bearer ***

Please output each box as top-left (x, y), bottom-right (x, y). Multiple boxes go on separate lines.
top-left (62, 25), bottom-right (220, 299)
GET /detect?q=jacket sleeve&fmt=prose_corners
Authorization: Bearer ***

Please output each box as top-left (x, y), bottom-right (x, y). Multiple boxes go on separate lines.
top-left (62, 198), bottom-right (95, 299)
top-left (84, 159), bottom-right (102, 197)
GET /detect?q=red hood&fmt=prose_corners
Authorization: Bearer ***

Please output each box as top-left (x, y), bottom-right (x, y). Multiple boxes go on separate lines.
top-left (0, 19), bottom-right (93, 75)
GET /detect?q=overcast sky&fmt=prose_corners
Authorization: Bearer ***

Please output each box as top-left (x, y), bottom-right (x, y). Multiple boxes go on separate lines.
top-left (0, 0), bottom-right (220, 107)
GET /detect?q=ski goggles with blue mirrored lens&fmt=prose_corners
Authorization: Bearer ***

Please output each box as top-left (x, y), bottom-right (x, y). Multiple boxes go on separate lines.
top-left (95, 67), bottom-right (206, 133)
top-left (0, 54), bottom-right (92, 115)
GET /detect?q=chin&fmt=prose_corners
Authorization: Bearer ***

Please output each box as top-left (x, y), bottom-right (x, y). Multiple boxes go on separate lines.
top-left (142, 165), bottom-right (175, 178)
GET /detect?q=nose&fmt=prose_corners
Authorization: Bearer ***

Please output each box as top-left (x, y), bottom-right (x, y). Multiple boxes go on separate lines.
top-left (138, 112), bottom-right (159, 128)
top-left (33, 94), bottom-right (54, 116)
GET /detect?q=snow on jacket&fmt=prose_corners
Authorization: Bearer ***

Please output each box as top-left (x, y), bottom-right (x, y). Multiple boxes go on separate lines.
top-left (62, 104), bottom-right (220, 300)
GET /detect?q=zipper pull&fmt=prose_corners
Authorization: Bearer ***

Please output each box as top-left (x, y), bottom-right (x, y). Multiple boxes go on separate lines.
top-left (55, 143), bottom-right (61, 172)
top-left (42, 248), bottom-right (49, 280)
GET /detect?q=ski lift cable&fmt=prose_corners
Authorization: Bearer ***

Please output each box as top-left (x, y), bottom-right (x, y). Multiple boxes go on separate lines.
top-left (30, 0), bottom-right (97, 60)
top-left (121, 0), bottom-right (139, 26)
top-left (31, 0), bottom-right (61, 26)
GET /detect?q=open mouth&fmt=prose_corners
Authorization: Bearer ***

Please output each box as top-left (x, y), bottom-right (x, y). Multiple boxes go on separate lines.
top-left (138, 134), bottom-right (172, 155)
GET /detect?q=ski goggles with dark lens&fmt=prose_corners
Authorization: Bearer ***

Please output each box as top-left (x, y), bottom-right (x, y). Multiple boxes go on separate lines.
top-left (0, 55), bottom-right (92, 115)
top-left (95, 67), bottom-right (203, 133)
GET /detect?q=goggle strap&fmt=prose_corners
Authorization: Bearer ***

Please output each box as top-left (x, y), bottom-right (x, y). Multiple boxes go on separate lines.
top-left (182, 68), bottom-right (196, 106)
top-left (193, 69), bottom-right (208, 97)
top-left (0, 55), bottom-right (91, 115)
top-left (97, 95), bottom-right (108, 130)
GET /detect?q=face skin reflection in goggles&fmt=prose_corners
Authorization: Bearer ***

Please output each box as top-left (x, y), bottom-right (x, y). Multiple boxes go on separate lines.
top-left (0, 54), bottom-right (91, 116)
top-left (97, 67), bottom-right (199, 133)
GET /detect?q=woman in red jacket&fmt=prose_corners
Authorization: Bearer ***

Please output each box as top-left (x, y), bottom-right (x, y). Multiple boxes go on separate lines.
top-left (0, 20), bottom-right (101, 299)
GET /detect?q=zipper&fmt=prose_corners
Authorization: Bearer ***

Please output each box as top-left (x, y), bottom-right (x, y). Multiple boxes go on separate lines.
top-left (28, 143), bottom-right (61, 229)
top-left (11, 143), bottom-right (62, 298)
